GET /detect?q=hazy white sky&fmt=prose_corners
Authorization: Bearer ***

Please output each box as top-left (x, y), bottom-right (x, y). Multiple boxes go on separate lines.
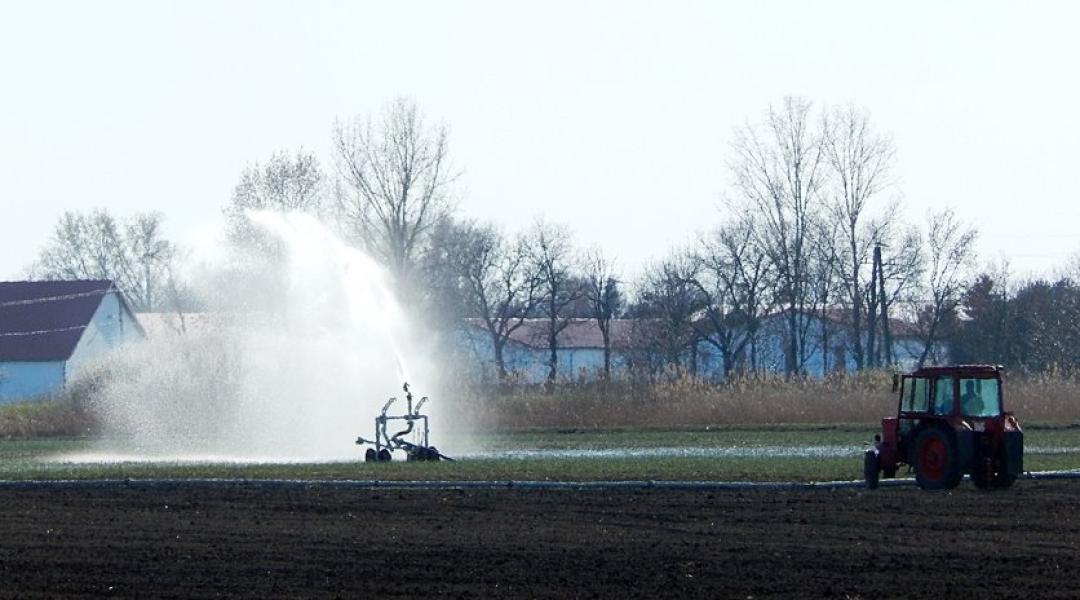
top-left (2, 0), bottom-right (1078, 282)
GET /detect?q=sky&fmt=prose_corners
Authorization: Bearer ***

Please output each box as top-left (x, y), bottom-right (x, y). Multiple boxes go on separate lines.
top-left (1, 0), bottom-right (1078, 283)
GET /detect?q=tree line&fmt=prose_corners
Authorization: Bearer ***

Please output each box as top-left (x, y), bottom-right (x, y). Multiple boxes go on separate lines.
top-left (27, 97), bottom-right (1080, 379)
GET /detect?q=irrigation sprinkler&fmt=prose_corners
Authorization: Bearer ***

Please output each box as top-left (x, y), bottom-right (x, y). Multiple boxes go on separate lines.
top-left (355, 382), bottom-right (453, 462)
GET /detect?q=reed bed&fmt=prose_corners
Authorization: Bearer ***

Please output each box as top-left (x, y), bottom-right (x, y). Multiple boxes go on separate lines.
top-left (0, 401), bottom-right (97, 439)
top-left (3, 369), bottom-right (1077, 438)
top-left (457, 370), bottom-right (1080, 430)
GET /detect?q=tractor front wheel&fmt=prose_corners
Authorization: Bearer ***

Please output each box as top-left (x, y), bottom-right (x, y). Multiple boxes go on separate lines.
top-left (914, 427), bottom-right (962, 491)
top-left (863, 451), bottom-right (880, 490)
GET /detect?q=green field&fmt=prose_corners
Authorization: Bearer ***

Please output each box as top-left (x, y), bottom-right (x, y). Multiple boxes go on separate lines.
top-left (2, 425), bottom-right (1079, 482)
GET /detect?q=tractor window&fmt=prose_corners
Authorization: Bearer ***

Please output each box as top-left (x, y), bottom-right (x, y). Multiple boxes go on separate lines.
top-left (960, 378), bottom-right (1001, 417)
top-left (905, 377), bottom-right (930, 413)
top-left (933, 376), bottom-right (955, 415)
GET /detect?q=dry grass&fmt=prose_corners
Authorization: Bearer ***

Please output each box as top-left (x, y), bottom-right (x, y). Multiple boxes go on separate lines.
top-left (0, 401), bottom-right (97, 439)
top-left (0, 370), bottom-right (103, 439)
top-left (3, 368), bottom-right (1077, 439)
top-left (1004, 368), bottom-right (1080, 424)
top-left (457, 370), bottom-right (1080, 430)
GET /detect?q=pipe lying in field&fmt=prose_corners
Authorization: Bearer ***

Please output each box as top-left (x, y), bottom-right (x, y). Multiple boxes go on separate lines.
top-left (0, 470), bottom-right (1078, 491)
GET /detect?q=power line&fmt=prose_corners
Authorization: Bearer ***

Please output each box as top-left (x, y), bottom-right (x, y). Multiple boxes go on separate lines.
top-left (0, 325), bottom-right (87, 337)
top-left (0, 289), bottom-right (110, 309)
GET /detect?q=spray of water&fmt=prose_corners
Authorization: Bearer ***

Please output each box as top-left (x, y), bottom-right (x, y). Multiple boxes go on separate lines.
top-left (72, 211), bottom-right (441, 462)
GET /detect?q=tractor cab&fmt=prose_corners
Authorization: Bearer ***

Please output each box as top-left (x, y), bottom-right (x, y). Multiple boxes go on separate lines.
top-left (894, 367), bottom-right (1005, 434)
top-left (867, 365), bottom-right (1022, 491)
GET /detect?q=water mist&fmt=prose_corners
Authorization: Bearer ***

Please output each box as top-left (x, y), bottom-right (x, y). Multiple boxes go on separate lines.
top-left (73, 211), bottom-right (441, 462)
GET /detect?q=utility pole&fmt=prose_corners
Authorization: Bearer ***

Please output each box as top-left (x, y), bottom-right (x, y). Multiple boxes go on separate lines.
top-left (876, 242), bottom-right (893, 366)
top-left (867, 245), bottom-right (880, 368)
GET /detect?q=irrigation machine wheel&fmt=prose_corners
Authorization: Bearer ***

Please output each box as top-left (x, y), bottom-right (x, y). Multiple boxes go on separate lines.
top-left (863, 451), bottom-right (880, 490)
top-left (427, 446), bottom-right (441, 462)
top-left (914, 426), bottom-right (962, 491)
top-left (377, 448), bottom-right (392, 462)
top-left (364, 448), bottom-right (377, 463)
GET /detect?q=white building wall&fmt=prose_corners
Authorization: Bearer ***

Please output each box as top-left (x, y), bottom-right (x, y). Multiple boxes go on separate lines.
top-left (66, 291), bottom-right (143, 379)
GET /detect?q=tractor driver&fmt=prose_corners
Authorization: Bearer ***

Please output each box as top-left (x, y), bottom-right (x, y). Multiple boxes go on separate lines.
top-left (960, 380), bottom-right (984, 415)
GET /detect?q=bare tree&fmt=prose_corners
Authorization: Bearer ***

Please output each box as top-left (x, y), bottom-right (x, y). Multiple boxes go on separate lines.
top-left (334, 98), bottom-right (456, 287)
top-left (632, 252), bottom-right (706, 379)
top-left (33, 209), bottom-right (177, 311)
top-left (583, 248), bottom-right (623, 380)
top-left (823, 103), bottom-right (897, 370)
top-left (38, 210), bottom-right (123, 281)
top-left (1062, 249), bottom-right (1080, 283)
top-left (116, 212), bottom-right (178, 311)
top-left (418, 218), bottom-right (475, 327)
top-left (689, 217), bottom-right (772, 377)
top-left (452, 222), bottom-right (543, 380)
top-left (224, 149), bottom-right (325, 243)
top-left (730, 96), bottom-right (828, 375)
top-left (528, 220), bottom-right (580, 386)
top-left (806, 215), bottom-right (844, 374)
top-left (916, 208), bottom-right (977, 367)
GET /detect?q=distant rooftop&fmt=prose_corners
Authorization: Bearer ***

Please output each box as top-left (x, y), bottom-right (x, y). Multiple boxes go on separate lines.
top-left (463, 318), bottom-right (641, 350)
top-left (0, 280), bottom-right (114, 362)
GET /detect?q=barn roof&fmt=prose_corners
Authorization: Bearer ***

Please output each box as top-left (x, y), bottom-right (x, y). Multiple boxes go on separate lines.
top-left (0, 280), bottom-right (115, 362)
top-left (464, 318), bottom-right (641, 350)
top-left (757, 307), bottom-right (922, 338)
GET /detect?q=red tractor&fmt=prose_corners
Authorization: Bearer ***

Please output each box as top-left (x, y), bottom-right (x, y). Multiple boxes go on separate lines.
top-left (865, 364), bottom-right (1023, 491)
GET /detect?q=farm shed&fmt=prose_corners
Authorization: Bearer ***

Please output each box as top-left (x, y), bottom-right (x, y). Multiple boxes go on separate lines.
top-left (0, 280), bottom-right (144, 403)
top-left (457, 318), bottom-right (639, 383)
top-left (458, 311), bottom-right (941, 383)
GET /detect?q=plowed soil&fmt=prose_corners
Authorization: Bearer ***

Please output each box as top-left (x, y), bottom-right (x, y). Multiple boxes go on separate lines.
top-left (0, 479), bottom-right (1077, 598)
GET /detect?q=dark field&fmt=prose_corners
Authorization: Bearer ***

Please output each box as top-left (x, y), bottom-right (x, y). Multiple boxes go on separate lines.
top-left (0, 480), bottom-right (1077, 598)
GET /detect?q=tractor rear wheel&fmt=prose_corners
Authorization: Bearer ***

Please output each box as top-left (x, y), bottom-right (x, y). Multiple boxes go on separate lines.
top-left (994, 446), bottom-right (1018, 489)
top-left (863, 451), bottom-right (880, 490)
top-left (914, 427), bottom-right (962, 491)
top-left (995, 471), bottom-right (1018, 489)
top-left (972, 458), bottom-right (993, 490)
top-left (972, 449), bottom-right (1018, 490)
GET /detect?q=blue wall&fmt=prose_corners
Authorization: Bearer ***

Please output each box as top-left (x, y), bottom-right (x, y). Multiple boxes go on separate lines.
top-left (455, 327), bottom-right (627, 383)
top-left (457, 316), bottom-right (946, 384)
top-left (0, 291), bottom-right (142, 404)
top-left (0, 361), bottom-right (66, 403)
